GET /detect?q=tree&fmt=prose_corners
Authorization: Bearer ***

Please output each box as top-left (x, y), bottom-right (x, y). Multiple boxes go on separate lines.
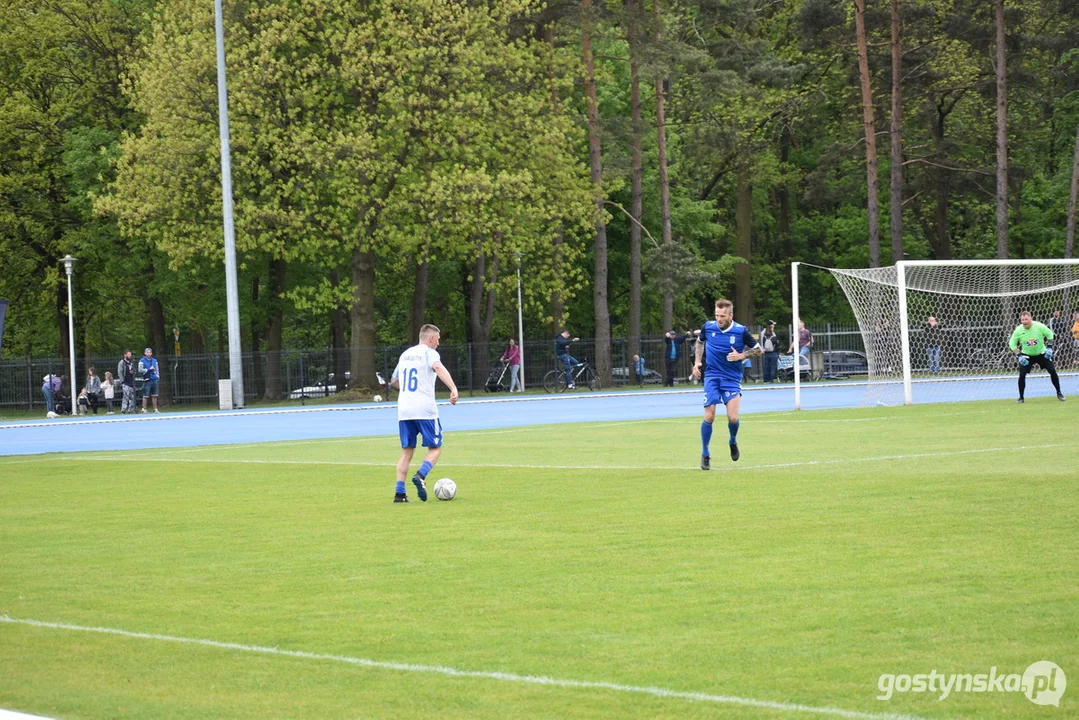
top-left (854, 0), bottom-right (882, 266)
top-left (582, 0), bottom-right (612, 385)
top-left (994, 0), bottom-right (1009, 258)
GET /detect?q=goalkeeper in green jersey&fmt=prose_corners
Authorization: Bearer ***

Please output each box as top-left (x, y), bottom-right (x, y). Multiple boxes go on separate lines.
top-left (1009, 311), bottom-right (1065, 404)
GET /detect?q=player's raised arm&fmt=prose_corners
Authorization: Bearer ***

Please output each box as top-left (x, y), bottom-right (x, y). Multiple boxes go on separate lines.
top-left (692, 332), bottom-right (705, 379)
top-left (433, 362), bottom-right (459, 404)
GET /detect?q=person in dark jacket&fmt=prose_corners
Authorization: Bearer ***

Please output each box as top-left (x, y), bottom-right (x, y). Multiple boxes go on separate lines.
top-left (663, 330), bottom-right (693, 386)
top-left (553, 329), bottom-right (580, 388)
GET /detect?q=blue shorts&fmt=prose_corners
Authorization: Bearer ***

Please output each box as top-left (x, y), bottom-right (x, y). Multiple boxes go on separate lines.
top-left (143, 379), bottom-right (159, 397)
top-left (399, 419), bottom-right (443, 449)
top-left (703, 377), bottom-right (741, 407)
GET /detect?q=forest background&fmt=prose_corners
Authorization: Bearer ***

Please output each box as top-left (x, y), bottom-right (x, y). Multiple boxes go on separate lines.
top-left (2, 0), bottom-right (1078, 395)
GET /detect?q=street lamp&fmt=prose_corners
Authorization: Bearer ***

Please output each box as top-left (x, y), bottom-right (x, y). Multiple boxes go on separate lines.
top-left (516, 253), bottom-right (525, 391)
top-left (62, 255), bottom-right (77, 405)
top-left (215, 0), bottom-right (244, 408)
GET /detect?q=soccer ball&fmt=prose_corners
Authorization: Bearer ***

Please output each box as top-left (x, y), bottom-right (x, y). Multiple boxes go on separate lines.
top-left (433, 478), bottom-right (457, 501)
top-left (372, 394), bottom-right (382, 403)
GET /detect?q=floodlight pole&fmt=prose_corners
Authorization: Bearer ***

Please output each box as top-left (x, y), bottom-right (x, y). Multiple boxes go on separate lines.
top-left (62, 255), bottom-right (77, 402)
top-left (215, 0), bottom-right (244, 409)
top-left (516, 254), bottom-right (525, 391)
top-left (791, 261), bottom-right (801, 410)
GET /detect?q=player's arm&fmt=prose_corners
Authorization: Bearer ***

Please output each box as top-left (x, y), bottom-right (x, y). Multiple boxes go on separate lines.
top-left (1008, 326), bottom-right (1022, 353)
top-left (432, 362), bottom-right (459, 404)
top-left (729, 329), bottom-right (763, 361)
top-left (390, 364), bottom-right (401, 390)
top-left (692, 331), bottom-right (705, 380)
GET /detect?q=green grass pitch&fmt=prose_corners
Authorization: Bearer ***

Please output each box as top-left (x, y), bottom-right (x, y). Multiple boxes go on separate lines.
top-left (0, 399), bottom-right (1075, 719)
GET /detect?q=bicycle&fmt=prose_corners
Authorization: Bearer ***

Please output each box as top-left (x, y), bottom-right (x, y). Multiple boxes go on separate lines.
top-left (543, 361), bottom-right (599, 393)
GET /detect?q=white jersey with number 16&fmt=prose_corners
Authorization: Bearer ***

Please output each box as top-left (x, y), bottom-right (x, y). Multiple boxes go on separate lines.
top-left (393, 344), bottom-right (441, 420)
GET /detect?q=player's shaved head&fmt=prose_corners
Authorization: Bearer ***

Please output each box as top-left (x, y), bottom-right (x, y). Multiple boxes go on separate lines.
top-left (1020, 311), bottom-right (1032, 318)
top-left (419, 324), bottom-right (441, 342)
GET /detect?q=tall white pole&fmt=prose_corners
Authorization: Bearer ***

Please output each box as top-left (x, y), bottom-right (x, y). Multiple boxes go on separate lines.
top-left (215, 0), bottom-right (244, 409)
top-left (896, 261), bottom-right (913, 405)
top-left (516, 256), bottom-right (525, 391)
top-left (63, 256), bottom-right (76, 406)
top-left (791, 261), bottom-right (801, 410)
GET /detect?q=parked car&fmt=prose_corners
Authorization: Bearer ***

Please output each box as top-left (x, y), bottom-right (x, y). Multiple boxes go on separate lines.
top-left (819, 350), bottom-right (869, 379)
top-left (610, 366), bottom-right (664, 385)
top-left (288, 371), bottom-right (386, 400)
top-left (776, 353), bottom-right (811, 382)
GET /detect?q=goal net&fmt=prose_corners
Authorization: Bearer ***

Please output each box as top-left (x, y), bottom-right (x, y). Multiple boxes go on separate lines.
top-left (824, 261), bottom-right (1079, 405)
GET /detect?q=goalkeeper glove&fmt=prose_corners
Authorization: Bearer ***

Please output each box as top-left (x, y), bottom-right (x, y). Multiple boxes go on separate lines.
top-left (1044, 347), bottom-right (1054, 360)
top-left (1017, 354), bottom-right (1030, 367)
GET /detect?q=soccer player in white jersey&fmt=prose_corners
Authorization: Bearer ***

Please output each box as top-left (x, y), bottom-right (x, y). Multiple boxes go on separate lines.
top-left (390, 324), bottom-right (459, 502)
top-left (691, 298), bottom-right (762, 470)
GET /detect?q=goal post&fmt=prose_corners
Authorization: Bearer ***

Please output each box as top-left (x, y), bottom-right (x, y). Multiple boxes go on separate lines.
top-left (793, 259), bottom-right (1079, 407)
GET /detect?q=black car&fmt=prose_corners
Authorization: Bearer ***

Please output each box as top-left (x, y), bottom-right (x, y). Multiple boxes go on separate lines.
top-left (819, 350), bottom-right (869, 379)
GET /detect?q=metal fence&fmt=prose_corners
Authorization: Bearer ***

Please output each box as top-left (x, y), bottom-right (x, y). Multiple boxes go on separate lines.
top-left (1, 325), bottom-right (872, 411)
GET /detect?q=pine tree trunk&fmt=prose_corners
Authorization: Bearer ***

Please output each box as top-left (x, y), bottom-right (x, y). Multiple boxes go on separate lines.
top-left (735, 167), bottom-right (753, 326)
top-left (330, 270), bottom-right (348, 390)
top-left (468, 252), bottom-right (499, 385)
top-left (146, 296), bottom-right (169, 405)
top-left (930, 98), bottom-right (952, 259)
top-left (854, 0), bottom-right (881, 267)
top-left (350, 247), bottom-right (377, 390)
top-left (779, 124), bottom-right (792, 261)
top-left (1065, 123), bottom-right (1079, 259)
top-left (889, 0), bottom-right (904, 264)
top-left (249, 275), bottom-right (262, 399)
top-left (582, 0), bottom-right (610, 384)
top-left (628, 0), bottom-right (643, 355)
top-left (409, 258), bottom-right (429, 341)
top-left (654, 0), bottom-right (673, 330)
top-left (263, 257), bottom-right (286, 401)
top-left (995, 0), bottom-right (1009, 259)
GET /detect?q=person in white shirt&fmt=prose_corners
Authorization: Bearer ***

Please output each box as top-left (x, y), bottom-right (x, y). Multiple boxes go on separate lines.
top-left (390, 324), bottom-right (459, 502)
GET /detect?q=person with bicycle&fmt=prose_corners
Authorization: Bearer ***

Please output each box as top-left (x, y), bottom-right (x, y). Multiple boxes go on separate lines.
top-left (554, 329), bottom-right (581, 389)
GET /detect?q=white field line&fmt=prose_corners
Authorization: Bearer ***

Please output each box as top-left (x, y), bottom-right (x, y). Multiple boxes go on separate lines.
top-left (4, 442), bottom-right (1070, 472)
top-left (0, 615), bottom-right (921, 720)
top-left (0, 710), bottom-right (56, 720)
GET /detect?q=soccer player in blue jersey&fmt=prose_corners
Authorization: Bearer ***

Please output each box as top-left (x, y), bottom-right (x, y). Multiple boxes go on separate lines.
top-left (691, 298), bottom-right (762, 470)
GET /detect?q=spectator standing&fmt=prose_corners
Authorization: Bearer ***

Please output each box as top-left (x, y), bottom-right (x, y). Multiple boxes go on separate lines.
top-left (117, 349), bottom-right (137, 414)
top-left (663, 330), bottom-right (692, 386)
top-left (788, 321), bottom-right (813, 357)
top-left (1071, 311), bottom-right (1079, 369)
top-left (925, 316), bottom-right (942, 374)
top-left (102, 371), bottom-right (116, 414)
top-left (139, 347), bottom-right (161, 413)
top-left (760, 321), bottom-right (780, 382)
top-left (632, 354), bottom-right (645, 385)
top-left (500, 338), bottom-right (522, 392)
top-left (42, 373), bottom-right (61, 414)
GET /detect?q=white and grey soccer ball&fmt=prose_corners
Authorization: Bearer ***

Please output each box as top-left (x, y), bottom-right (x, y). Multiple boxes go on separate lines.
top-left (372, 394), bottom-right (382, 403)
top-left (433, 478), bottom-right (457, 501)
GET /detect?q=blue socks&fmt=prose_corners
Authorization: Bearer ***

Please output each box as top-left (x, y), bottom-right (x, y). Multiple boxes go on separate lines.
top-left (395, 480), bottom-right (405, 495)
top-left (728, 420), bottom-right (740, 444)
top-left (701, 420), bottom-right (713, 457)
top-left (417, 461), bottom-right (433, 479)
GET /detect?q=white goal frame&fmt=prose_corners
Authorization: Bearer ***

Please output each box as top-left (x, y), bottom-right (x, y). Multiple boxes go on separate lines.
top-left (792, 258), bottom-right (1079, 409)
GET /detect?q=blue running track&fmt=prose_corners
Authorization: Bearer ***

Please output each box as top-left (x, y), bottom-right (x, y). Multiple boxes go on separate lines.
top-left (1, 373), bottom-right (1073, 457)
